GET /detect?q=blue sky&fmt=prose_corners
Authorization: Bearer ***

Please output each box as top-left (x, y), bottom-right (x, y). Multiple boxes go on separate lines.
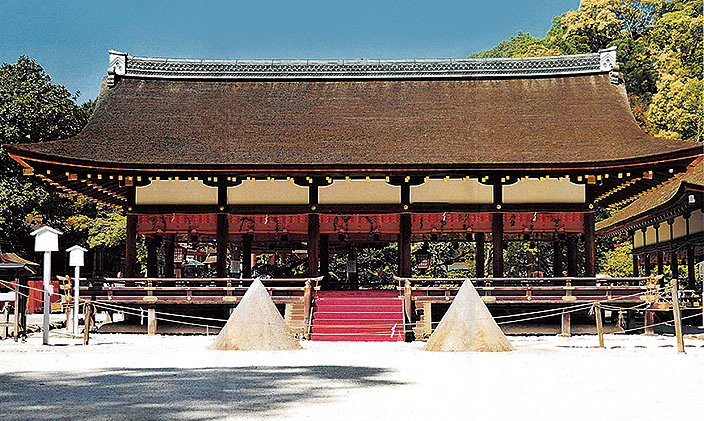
top-left (1, 0), bottom-right (580, 102)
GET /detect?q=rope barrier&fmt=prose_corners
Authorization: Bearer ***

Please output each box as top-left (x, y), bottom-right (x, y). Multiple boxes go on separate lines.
top-left (1, 278), bottom-right (699, 337)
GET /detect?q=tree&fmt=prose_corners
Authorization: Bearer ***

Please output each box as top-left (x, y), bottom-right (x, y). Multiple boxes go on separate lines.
top-left (646, 0), bottom-right (703, 141)
top-left (0, 56), bottom-right (118, 262)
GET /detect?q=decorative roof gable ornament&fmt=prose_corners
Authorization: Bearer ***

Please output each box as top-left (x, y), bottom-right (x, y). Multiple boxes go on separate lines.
top-left (107, 50), bottom-right (127, 87)
top-left (599, 46), bottom-right (617, 72)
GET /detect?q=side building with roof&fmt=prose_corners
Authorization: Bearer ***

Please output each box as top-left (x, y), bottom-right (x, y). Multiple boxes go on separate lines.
top-left (597, 158), bottom-right (703, 290)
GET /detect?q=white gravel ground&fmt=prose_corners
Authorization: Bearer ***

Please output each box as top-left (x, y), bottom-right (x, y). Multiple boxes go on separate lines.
top-left (1, 332), bottom-right (703, 421)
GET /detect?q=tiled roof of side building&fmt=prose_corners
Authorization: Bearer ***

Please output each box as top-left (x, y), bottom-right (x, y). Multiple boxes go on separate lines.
top-left (5, 48), bottom-right (702, 171)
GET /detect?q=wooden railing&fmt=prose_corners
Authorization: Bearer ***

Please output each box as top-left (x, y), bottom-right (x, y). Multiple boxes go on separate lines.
top-left (395, 276), bottom-right (660, 312)
top-left (80, 277), bottom-right (322, 307)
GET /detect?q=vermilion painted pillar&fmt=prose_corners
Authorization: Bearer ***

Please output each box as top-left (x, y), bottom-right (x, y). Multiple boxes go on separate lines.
top-left (584, 212), bottom-right (596, 277)
top-left (656, 250), bottom-right (664, 275)
top-left (164, 236), bottom-right (175, 278)
top-left (146, 237), bottom-right (158, 278)
top-left (242, 233), bottom-right (253, 278)
top-left (687, 245), bottom-right (696, 289)
top-left (553, 240), bottom-right (563, 278)
top-left (125, 214), bottom-right (138, 278)
top-left (399, 214), bottom-right (412, 277)
top-left (671, 251), bottom-right (678, 280)
top-left (308, 214), bottom-right (320, 277)
top-left (216, 213), bottom-right (229, 278)
top-left (492, 213), bottom-right (504, 278)
top-left (475, 233), bottom-right (485, 278)
top-left (567, 236), bottom-right (578, 277)
top-left (320, 233), bottom-right (329, 289)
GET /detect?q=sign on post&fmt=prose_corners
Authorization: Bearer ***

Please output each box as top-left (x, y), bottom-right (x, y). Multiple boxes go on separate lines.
top-left (68, 245), bottom-right (87, 336)
top-left (31, 226), bottom-right (62, 345)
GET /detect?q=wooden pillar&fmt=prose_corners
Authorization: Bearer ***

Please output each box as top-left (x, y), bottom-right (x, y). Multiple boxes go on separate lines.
top-left (216, 213), bottom-right (229, 278)
top-left (687, 245), bottom-right (696, 290)
top-left (657, 250), bottom-right (664, 275)
top-left (584, 212), bottom-right (596, 277)
top-left (125, 214), bottom-right (138, 278)
top-left (146, 237), bottom-right (158, 278)
top-left (643, 309), bottom-right (655, 335)
top-left (147, 307), bottom-right (157, 336)
top-left (567, 236), bottom-right (578, 276)
top-left (242, 233), bottom-right (253, 278)
top-left (346, 246), bottom-right (358, 289)
top-left (399, 213), bottom-right (412, 277)
top-left (644, 253), bottom-right (652, 276)
top-left (553, 240), bottom-right (563, 278)
top-left (320, 233), bottom-right (329, 289)
top-left (559, 311), bottom-right (571, 337)
top-left (630, 231), bottom-right (639, 277)
top-left (668, 220), bottom-right (677, 279)
top-left (492, 213), bottom-right (503, 278)
top-left (595, 303), bottom-right (605, 348)
top-left (655, 224), bottom-right (664, 275)
top-left (164, 236), bottom-right (175, 278)
top-left (475, 233), bottom-right (485, 278)
top-left (308, 214), bottom-right (320, 277)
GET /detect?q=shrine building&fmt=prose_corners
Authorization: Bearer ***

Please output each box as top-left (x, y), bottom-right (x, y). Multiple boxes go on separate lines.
top-left (5, 48), bottom-right (703, 287)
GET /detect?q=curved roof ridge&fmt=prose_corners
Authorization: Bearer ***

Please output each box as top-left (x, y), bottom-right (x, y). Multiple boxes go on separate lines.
top-left (106, 47), bottom-right (617, 83)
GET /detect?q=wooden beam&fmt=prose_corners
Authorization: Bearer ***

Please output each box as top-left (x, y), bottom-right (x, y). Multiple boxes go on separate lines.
top-left (399, 213), bottom-right (412, 277)
top-left (492, 213), bottom-right (504, 278)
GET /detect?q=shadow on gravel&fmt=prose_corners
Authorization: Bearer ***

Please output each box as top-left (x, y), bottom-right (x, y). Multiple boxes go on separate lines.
top-left (0, 365), bottom-right (404, 420)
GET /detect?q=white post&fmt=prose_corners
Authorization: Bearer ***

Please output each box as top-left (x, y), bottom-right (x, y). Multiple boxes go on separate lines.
top-left (42, 251), bottom-right (51, 345)
top-left (73, 265), bottom-right (80, 336)
top-left (68, 245), bottom-right (87, 337)
top-left (31, 226), bottom-right (62, 346)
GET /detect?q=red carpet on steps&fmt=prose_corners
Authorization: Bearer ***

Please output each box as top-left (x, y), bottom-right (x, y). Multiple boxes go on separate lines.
top-left (310, 290), bottom-right (406, 341)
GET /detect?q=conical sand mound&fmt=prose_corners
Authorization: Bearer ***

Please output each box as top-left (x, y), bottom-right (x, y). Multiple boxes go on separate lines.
top-left (210, 279), bottom-right (302, 351)
top-left (424, 280), bottom-right (514, 352)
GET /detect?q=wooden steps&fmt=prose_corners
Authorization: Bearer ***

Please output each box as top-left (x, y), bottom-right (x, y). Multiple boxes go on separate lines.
top-left (310, 291), bottom-right (405, 341)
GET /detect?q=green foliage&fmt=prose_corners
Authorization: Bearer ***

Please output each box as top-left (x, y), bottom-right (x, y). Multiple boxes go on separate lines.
top-left (0, 56), bottom-right (126, 267)
top-left (470, 32), bottom-right (563, 58)
top-left (599, 241), bottom-right (634, 277)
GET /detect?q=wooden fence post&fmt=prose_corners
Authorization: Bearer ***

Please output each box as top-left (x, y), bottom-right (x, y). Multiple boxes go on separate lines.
top-left (671, 278), bottom-right (685, 353)
top-left (595, 303), bottom-right (605, 348)
top-left (559, 311), bottom-right (571, 337)
top-left (83, 302), bottom-right (92, 345)
top-left (303, 279), bottom-right (312, 340)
